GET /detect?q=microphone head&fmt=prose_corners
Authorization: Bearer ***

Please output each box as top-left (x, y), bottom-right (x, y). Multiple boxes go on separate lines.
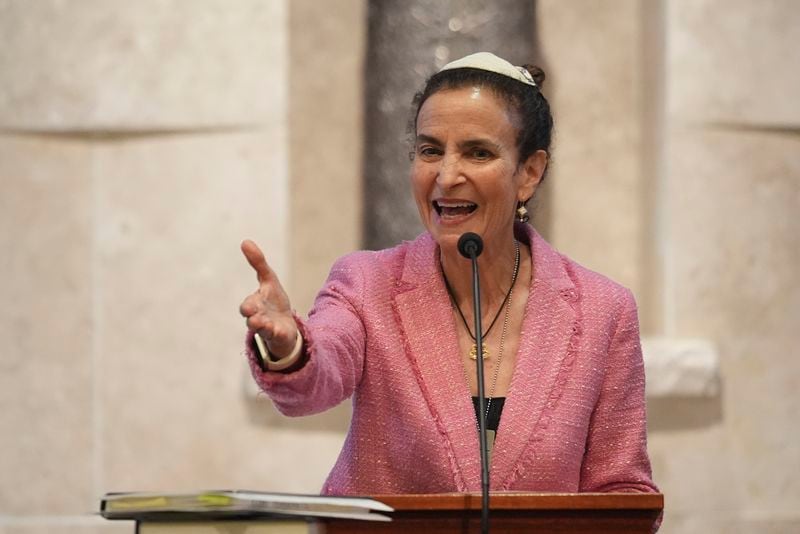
top-left (457, 232), bottom-right (484, 259)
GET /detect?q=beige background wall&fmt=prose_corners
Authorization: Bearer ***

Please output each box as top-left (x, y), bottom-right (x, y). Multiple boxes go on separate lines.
top-left (0, 1), bottom-right (359, 532)
top-left (1, 1), bottom-right (798, 533)
top-left (659, 1), bottom-right (799, 531)
top-left (540, 1), bottom-right (800, 532)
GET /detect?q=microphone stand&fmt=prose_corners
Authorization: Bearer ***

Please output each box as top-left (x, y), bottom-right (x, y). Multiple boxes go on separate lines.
top-left (458, 233), bottom-right (490, 534)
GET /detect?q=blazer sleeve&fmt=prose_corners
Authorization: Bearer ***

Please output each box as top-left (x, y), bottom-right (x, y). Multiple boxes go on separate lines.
top-left (579, 289), bottom-right (659, 494)
top-left (245, 255), bottom-right (367, 416)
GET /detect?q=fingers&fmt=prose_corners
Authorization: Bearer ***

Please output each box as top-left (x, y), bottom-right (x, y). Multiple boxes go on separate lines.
top-left (239, 291), bottom-right (293, 340)
top-left (239, 284), bottom-right (285, 319)
top-left (240, 296), bottom-right (276, 338)
top-left (245, 313), bottom-right (274, 336)
top-left (241, 239), bottom-right (273, 284)
top-left (239, 293), bottom-right (260, 318)
top-left (244, 309), bottom-right (298, 357)
top-left (239, 239), bottom-right (296, 356)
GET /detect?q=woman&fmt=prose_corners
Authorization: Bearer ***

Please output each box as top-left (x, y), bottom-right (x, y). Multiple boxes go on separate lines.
top-left (239, 52), bottom-right (658, 495)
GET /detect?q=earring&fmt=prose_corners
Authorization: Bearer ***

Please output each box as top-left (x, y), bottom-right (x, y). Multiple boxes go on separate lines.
top-left (516, 201), bottom-right (530, 223)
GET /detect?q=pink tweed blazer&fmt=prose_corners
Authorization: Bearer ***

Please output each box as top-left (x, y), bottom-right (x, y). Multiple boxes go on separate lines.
top-left (248, 224), bottom-right (657, 495)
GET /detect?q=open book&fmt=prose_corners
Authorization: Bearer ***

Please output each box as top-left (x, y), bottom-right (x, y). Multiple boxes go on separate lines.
top-left (100, 490), bottom-right (393, 522)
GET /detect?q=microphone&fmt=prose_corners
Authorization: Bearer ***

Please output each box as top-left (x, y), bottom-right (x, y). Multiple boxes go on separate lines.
top-left (457, 232), bottom-right (491, 534)
top-left (458, 232), bottom-right (484, 258)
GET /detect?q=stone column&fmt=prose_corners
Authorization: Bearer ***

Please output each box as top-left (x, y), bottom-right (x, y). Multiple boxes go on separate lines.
top-left (363, 0), bottom-right (540, 249)
top-left (538, 0), bottom-right (651, 313)
top-left (288, 0), bottom-right (367, 314)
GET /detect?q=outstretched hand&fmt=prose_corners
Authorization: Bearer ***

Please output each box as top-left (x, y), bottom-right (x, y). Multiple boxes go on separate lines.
top-left (239, 240), bottom-right (298, 359)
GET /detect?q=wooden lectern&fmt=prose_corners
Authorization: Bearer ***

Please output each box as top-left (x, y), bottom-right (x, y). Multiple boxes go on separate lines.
top-left (320, 493), bottom-right (662, 533)
top-left (134, 493), bottom-right (663, 534)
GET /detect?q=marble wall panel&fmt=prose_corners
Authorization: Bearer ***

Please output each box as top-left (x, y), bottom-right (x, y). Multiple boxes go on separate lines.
top-left (288, 0), bottom-right (366, 314)
top-left (93, 132), bottom-right (342, 493)
top-left (0, 136), bottom-right (94, 515)
top-left (537, 0), bottom-right (647, 301)
top-left (661, 128), bottom-right (800, 516)
top-left (668, 0), bottom-right (800, 126)
top-left (648, 426), bottom-right (746, 516)
top-left (0, 0), bottom-right (285, 131)
top-left (668, 129), bottom-right (799, 343)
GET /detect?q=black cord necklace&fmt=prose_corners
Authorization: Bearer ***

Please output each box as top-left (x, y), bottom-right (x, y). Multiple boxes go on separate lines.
top-left (442, 240), bottom-right (521, 360)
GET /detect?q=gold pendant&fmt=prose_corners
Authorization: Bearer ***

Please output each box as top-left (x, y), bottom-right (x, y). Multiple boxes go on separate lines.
top-left (469, 343), bottom-right (490, 360)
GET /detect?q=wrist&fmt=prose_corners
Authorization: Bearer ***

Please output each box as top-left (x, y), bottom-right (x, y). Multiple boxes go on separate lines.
top-left (254, 331), bottom-right (304, 371)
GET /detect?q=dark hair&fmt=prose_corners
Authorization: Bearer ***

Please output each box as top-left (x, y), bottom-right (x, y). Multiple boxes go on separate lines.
top-left (410, 65), bottom-right (553, 175)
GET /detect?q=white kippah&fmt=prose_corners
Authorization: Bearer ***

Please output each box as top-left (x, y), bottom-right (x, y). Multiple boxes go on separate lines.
top-left (438, 52), bottom-right (537, 87)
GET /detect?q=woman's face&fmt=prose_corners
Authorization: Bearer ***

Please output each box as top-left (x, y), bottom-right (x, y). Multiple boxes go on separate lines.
top-left (412, 86), bottom-right (543, 253)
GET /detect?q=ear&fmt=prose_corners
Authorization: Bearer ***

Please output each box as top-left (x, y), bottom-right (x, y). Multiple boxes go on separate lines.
top-left (516, 150), bottom-right (548, 202)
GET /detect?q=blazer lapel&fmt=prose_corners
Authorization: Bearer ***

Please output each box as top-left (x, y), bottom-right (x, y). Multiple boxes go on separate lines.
top-left (392, 234), bottom-right (482, 491)
top-left (491, 226), bottom-right (578, 488)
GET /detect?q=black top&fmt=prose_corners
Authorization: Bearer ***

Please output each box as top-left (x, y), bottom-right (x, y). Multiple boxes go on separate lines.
top-left (471, 397), bottom-right (506, 431)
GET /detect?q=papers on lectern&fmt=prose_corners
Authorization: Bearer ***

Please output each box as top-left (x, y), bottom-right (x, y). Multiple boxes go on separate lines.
top-left (99, 490), bottom-right (393, 522)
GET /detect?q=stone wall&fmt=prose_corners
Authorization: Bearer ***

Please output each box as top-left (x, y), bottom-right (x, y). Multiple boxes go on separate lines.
top-left (0, 1), bottom-right (363, 532)
top-left (539, 0), bottom-right (800, 532)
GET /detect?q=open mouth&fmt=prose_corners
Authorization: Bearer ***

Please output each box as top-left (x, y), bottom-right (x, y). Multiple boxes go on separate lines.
top-left (433, 200), bottom-right (478, 218)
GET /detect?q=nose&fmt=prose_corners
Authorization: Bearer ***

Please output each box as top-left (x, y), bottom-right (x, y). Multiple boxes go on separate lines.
top-left (435, 153), bottom-right (465, 189)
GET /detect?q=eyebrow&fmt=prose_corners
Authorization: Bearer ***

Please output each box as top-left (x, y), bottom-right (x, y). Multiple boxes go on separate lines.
top-left (415, 134), bottom-right (502, 152)
top-left (459, 138), bottom-right (502, 152)
top-left (415, 134), bottom-right (440, 146)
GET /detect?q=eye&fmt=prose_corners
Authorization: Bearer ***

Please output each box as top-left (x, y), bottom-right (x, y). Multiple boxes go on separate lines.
top-left (417, 145), bottom-right (442, 159)
top-left (470, 147), bottom-right (493, 160)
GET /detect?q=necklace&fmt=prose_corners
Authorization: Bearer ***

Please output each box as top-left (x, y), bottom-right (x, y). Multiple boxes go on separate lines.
top-left (443, 239), bottom-right (520, 360)
top-left (463, 270), bottom-right (514, 458)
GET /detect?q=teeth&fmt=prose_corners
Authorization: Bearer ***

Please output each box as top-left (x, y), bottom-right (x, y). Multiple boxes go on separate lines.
top-left (433, 200), bottom-right (477, 217)
top-left (439, 202), bottom-right (474, 208)
top-left (434, 200), bottom-right (477, 208)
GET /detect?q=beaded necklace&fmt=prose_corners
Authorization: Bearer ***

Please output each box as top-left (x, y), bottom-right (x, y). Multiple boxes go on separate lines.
top-left (443, 240), bottom-right (520, 360)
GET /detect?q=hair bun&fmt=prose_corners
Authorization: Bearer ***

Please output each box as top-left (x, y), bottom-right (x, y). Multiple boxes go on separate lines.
top-left (522, 65), bottom-right (546, 88)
